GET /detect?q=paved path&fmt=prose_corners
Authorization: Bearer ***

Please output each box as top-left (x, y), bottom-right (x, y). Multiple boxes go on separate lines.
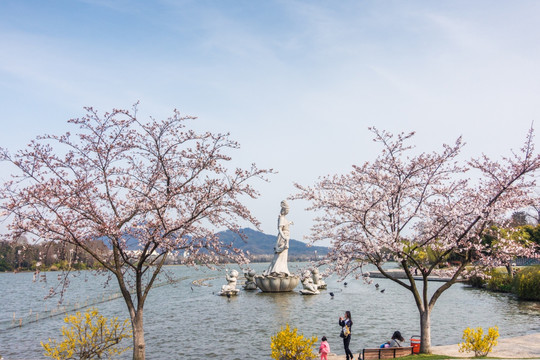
top-left (326, 333), bottom-right (540, 359)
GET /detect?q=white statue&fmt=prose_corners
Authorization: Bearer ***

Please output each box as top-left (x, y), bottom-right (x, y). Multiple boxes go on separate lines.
top-left (300, 270), bottom-right (320, 295)
top-left (219, 269), bottom-right (240, 296)
top-left (312, 268), bottom-right (327, 289)
top-left (264, 200), bottom-right (294, 277)
top-left (243, 269), bottom-right (258, 290)
top-left (254, 200), bottom-right (300, 292)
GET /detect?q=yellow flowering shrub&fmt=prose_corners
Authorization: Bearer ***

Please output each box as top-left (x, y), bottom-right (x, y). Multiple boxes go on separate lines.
top-left (41, 308), bottom-right (131, 360)
top-left (458, 326), bottom-right (499, 357)
top-left (270, 323), bottom-right (318, 360)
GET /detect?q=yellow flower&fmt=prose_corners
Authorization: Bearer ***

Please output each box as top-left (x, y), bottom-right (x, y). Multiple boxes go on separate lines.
top-left (41, 308), bottom-right (131, 360)
top-left (458, 326), bottom-right (499, 357)
top-left (270, 323), bottom-right (318, 360)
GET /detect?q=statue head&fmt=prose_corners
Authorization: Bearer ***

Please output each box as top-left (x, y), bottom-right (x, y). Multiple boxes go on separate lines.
top-left (230, 269), bottom-right (239, 278)
top-left (280, 200), bottom-right (289, 215)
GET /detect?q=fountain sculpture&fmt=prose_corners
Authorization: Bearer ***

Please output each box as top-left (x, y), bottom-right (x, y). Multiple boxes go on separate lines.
top-left (312, 268), bottom-right (327, 289)
top-left (243, 269), bottom-right (258, 290)
top-left (218, 269), bottom-right (240, 296)
top-left (299, 270), bottom-right (320, 295)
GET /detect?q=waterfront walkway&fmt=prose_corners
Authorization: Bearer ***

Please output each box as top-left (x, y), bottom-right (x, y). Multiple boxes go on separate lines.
top-left (327, 332), bottom-right (540, 359)
top-left (367, 268), bottom-right (465, 282)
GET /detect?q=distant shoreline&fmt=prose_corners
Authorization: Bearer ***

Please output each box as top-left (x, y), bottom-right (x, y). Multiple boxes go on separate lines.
top-left (367, 268), bottom-right (467, 282)
top-left (0, 259), bottom-right (317, 273)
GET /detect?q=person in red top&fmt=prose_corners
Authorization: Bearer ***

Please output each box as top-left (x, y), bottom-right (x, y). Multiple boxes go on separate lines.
top-left (319, 336), bottom-right (330, 360)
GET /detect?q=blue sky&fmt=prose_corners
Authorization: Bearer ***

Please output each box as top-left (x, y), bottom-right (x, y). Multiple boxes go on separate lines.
top-left (1, 1), bottom-right (539, 242)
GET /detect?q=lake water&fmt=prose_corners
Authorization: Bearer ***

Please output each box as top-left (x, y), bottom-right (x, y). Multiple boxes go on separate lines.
top-left (1, 262), bottom-right (539, 359)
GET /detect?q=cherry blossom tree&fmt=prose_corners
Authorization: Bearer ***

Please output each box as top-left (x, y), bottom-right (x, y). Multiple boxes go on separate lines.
top-left (293, 127), bottom-right (539, 353)
top-left (527, 192), bottom-right (540, 224)
top-left (0, 105), bottom-right (272, 360)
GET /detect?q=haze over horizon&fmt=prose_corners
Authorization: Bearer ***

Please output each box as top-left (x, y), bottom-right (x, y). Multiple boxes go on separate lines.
top-left (1, 1), bottom-right (539, 245)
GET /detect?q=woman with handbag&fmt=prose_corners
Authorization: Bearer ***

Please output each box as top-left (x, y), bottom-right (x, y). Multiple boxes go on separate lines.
top-left (339, 310), bottom-right (353, 360)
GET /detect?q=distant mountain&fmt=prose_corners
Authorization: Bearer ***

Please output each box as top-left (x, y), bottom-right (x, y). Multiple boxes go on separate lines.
top-left (110, 227), bottom-right (328, 257)
top-left (217, 228), bottom-right (328, 256)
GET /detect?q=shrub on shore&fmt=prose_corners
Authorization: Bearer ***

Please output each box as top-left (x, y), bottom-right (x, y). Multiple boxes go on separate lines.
top-left (512, 265), bottom-right (540, 300)
top-left (467, 265), bottom-right (540, 300)
top-left (41, 308), bottom-right (131, 360)
top-left (270, 324), bottom-right (317, 360)
top-left (458, 326), bottom-right (499, 357)
top-left (486, 271), bottom-right (513, 292)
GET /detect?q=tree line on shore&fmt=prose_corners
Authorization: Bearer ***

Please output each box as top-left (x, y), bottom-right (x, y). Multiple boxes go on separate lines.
top-left (2, 218), bottom-right (538, 273)
top-left (0, 236), bottom-right (109, 272)
top-left (0, 235), bottom-right (322, 272)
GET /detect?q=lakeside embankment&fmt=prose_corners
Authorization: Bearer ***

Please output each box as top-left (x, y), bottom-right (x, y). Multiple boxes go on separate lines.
top-left (327, 332), bottom-right (540, 359)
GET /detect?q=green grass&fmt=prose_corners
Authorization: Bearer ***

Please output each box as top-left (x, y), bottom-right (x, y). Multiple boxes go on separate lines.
top-left (397, 355), bottom-right (539, 360)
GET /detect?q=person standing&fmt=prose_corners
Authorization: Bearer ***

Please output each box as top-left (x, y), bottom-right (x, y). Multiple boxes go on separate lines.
top-left (319, 336), bottom-right (330, 360)
top-left (339, 310), bottom-right (353, 360)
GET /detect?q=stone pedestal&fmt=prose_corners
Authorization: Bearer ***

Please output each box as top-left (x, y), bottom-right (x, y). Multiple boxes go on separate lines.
top-left (254, 275), bottom-right (299, 292)
top-left (218, 288), bottom-right (240, 296)
top-left (299, 288), bottom-right (319, 295)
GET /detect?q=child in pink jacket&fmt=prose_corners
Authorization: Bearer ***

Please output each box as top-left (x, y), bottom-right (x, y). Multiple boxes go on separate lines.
top-left (319, 336), bottom-right (330, 360)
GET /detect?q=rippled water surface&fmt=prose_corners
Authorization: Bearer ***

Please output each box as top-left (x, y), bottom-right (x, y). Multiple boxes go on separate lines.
top-left (1, 263), bottom-right (539, 359)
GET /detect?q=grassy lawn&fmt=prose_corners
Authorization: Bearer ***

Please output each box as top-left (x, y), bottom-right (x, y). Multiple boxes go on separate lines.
top-left (397, 355), bottom-right (539, 360)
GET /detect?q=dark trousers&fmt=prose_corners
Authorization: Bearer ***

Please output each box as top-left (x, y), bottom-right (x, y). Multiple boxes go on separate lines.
top-left (343, 335), bottom-right (353, 359)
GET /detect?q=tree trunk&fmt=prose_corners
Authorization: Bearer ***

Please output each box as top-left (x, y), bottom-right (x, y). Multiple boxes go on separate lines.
top-left (419, 309), bottom-right (432, 354)
top-left (505, 263), bottom-right (514, 278)
top-left (132, 310), bottom-right (145, 360)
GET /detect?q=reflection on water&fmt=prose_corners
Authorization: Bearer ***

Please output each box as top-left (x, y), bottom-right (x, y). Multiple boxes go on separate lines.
top-left (1, 263), bottom-right (539, 359)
